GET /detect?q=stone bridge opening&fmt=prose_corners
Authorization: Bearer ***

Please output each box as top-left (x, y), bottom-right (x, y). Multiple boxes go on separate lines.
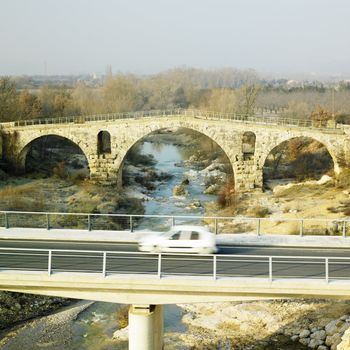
top-left (263, 136), bottom-right (334, 189)
top-left (121, 127), bottom-right (234, 200)
top-left (19, 135), bottom-right (90, 179)
top-left (97, 131), bottom-right (111, 155)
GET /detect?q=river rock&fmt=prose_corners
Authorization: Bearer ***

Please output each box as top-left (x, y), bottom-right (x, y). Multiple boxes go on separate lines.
top-left (204, 184), bottom-right (219, 194)
top-left (317, 175), bottom-right (332, 185)
top-left (181, 178), bottom-right (190, 185)
top-left (325, 333), bottom-right (342, 348)
top-left (326, 334), bottom-right (337, 346)
top-left (326, 320), bottom-right (341, 336)
top-left (291, 335), bottom-right (299, 342)
top-left (331, 343), bottom-right (341, 350)
top-left (325, 319), bottom-right (349, 337)
top-left (337, 326), bottom-right (350, 350)
top-left (0, 292), bottom-right (71, 329)
top-left (308, 339), bottom-right (324, 348)
top-left (189, 200), bottom-right (202, 209)
top-left (113, 326), bottom-right (129, 341)
top-left (184, 169), bottom-right (199, 179)
top-left (173, 185), bottom-right (187, 196)
top-left (300, 337), bottom-right (311, 346)
top-left (300, 329), bottom-right (311, 338)
top-left (311, 330), bottom-right (326, 341)
top-left (202, 162), bottom-right (226, 173)
top-left (317, 346), bottom-right (328, 350)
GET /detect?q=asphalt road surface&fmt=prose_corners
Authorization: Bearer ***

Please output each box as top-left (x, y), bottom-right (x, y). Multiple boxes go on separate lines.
top-left (0, 239), bottom-right (349, 280)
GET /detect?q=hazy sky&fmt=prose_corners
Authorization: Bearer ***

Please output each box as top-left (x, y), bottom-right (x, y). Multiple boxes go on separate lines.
top-left (1, 0), bottom-right (349, 76)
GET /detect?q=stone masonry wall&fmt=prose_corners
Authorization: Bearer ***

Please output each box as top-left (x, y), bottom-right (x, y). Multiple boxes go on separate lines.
top-left (0, 115), bottom-right (349, 191)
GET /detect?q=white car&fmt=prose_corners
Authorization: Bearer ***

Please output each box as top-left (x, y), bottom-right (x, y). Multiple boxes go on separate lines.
top-left (138, 225), bottom-right (217, 254)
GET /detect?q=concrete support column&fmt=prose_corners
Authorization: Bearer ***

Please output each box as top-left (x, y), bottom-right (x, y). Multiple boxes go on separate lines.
top-left (129, 304), bottom-right (164, 350)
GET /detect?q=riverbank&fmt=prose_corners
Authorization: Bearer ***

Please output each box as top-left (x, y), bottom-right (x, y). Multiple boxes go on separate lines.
top-left (1, 297), bottom-right (350, 350)
top-left (0, 301), bottom-right (93, 350)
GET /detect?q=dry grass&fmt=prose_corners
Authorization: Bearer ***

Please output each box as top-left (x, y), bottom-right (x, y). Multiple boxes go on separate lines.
top-left (247, 205), bottom-right (270, 218)
top-left (217, 320), bottom-right (240, 333)
top-left (0, 183), bottom-right (46, 211)
top-left (284, 221), bottom-right (300, 235)
top-left (336, 168), bottom-right (350, 189)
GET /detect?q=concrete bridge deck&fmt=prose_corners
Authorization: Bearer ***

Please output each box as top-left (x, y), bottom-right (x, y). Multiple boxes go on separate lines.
top-left (1, 245), bottom-right (350, 303)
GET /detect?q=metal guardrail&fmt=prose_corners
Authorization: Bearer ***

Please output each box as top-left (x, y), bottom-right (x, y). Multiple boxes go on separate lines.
top-left (0, 211), bottom-right (349, 237)
top-left (0, 108), bottom-right (337, 129)
top-left (0, 247), bottom-right (349, 283)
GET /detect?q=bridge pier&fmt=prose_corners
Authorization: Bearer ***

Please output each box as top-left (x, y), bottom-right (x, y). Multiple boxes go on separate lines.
top-left (129, 304), bottom-right (163, 350)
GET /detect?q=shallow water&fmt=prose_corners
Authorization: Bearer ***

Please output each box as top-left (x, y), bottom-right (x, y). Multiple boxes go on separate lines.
top-left (137, 141), bottom-right (216, 231)
top-left (69, 303), bottom-right (186, 350)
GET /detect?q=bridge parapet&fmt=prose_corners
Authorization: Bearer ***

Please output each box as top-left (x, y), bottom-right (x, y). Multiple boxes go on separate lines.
top-left (0, 108), bottom-right (340, 130)
top-left (0, 211), bottom-right (350, 238)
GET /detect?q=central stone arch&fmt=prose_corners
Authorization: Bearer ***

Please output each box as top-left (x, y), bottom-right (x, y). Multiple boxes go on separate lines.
top-left (114, 121), bottom-right (236, 188)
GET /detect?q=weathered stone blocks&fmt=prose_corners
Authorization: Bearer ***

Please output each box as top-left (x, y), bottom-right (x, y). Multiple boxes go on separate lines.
top-left (0, 115), bottom-right (348, 191)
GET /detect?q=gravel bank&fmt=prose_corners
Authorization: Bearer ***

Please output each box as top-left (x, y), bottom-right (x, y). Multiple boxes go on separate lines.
top-left (0, 301), bottom-right (93, 350)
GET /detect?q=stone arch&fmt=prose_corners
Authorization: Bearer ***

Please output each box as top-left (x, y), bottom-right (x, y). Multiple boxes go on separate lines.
top-left (97, 131), bottom-right (111, 155)
top-left (261, 133), bottom-right (340, 175)
top-left (119, 124), bottom-right (235, 186)
top-left (17, 134), bottom-right (91, 174)
top-left (242, 131), bottom-right (256, 160)
top-left (262, 135), bottom-right (335, 184)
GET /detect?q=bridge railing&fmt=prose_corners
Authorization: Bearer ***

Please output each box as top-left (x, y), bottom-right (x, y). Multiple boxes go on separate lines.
top-left (3, 108), bottom-right (338, 129)
top-left (0, 247), bottom-right (349, 283)
top-left (0, 211), bottom-right (349, 237)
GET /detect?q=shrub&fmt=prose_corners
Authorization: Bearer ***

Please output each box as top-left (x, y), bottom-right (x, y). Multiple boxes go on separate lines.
top-left (285, 221), bottom-right (300, 235)
top-left (0, 183), bottom-right (46, 212)
top-left (336, 169), bottom-right (350, 189)
top-left (217, 177), bottom-right (237, 208)
top-left (116, 305), bottom-right (129, 328)
top-left (247, 206), bottom-right (270, 218)
top-left (53, 161), bottom-right (67, 179)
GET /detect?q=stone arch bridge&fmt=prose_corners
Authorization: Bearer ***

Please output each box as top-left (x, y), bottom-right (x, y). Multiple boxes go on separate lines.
top-left (1, 109), bottom-right (350, 191)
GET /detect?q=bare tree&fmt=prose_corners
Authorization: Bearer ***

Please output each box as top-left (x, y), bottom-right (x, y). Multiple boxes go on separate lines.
top-left (238, 84), bottom-right (261, 116)
top-left (310, 106), bottom-right (333, 128)
top-left (199, 88), bottom-right (239, 113)
top-left (0, 78), bottom-right (18, 121)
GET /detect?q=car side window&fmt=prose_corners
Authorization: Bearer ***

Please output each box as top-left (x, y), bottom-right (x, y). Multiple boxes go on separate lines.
top-left (180, 231), bottom-right (191, 239)
top-left (169, 232), bottom-right (181, 240)
top-left (190, 232), bottom-right (199, 240)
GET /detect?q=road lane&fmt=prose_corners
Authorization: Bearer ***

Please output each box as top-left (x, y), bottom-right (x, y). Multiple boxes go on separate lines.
top-left (1, 239), bottom-right (350, 256)
top-left (1, 239), bottom-right (350, 280)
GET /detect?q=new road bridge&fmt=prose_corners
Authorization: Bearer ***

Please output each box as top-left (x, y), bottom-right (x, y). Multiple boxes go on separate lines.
top-left (1, 211), bottom-right (350, 349)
